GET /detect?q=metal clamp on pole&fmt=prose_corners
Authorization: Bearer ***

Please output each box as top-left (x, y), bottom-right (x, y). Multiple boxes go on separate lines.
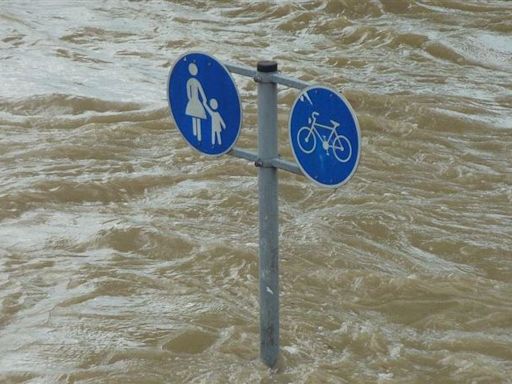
top-left (257, 60), bottom-right (280, 368)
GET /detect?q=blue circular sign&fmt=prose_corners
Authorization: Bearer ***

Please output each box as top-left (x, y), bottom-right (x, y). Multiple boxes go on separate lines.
top-left (167, 52), bottom-right (242, 156)
top-left (289, 86), bottom-right (361, 188)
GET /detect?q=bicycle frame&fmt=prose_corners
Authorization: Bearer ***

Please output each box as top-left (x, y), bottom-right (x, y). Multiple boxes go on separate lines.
top-left (308, 112), bottom-right (339, 143)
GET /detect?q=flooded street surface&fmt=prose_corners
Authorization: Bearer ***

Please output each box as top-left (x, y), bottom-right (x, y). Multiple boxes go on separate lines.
top-left (1, 0), bottom-right (512, 382)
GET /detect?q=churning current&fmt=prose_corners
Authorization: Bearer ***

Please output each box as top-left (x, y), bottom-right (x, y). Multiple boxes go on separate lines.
top-left (1, 1), bottom-right (511, 383)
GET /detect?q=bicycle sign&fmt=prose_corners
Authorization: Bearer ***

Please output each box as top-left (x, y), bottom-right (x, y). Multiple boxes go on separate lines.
top-left (289, 86), bottom-right (361, 188)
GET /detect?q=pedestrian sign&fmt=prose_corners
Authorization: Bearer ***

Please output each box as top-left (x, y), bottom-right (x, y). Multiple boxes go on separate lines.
top-left (289, 86), bottom-right (361, 188)
top-left (167, 52), bottom-right (242, 156)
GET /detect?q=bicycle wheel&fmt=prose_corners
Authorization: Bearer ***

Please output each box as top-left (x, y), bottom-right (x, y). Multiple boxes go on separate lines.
top-left (332, 135), bottom-right (352, 163)
top-left (297, 126), bottom-right (316, 154)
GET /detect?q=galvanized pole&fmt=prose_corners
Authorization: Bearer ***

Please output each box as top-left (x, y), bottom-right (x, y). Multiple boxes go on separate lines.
top-left (256, 60), bottom-right (279, 368)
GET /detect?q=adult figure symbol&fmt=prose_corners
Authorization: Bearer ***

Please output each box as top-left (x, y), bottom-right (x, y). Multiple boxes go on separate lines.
top-left (185, 63), bottom-right (207, 142)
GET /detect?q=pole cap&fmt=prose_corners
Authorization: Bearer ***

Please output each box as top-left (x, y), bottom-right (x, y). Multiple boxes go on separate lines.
top-left (257, 60), bottom-right (278, 73)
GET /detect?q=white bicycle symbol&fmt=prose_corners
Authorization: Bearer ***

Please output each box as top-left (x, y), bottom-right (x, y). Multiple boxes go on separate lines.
top-left (297, 112), bottom-right (352, 163)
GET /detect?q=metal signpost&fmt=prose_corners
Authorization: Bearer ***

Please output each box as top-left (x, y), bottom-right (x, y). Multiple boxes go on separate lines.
top-left (167, 52), bottom-right (361, 368)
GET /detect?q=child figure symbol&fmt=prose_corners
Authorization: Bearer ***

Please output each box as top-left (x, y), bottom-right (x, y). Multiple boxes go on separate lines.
top-left (203, 98), bottom-right (226, 145)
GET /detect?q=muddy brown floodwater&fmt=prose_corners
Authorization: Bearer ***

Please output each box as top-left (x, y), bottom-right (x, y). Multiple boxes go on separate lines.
top-left (1, 1), bottom-right (511, 383)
